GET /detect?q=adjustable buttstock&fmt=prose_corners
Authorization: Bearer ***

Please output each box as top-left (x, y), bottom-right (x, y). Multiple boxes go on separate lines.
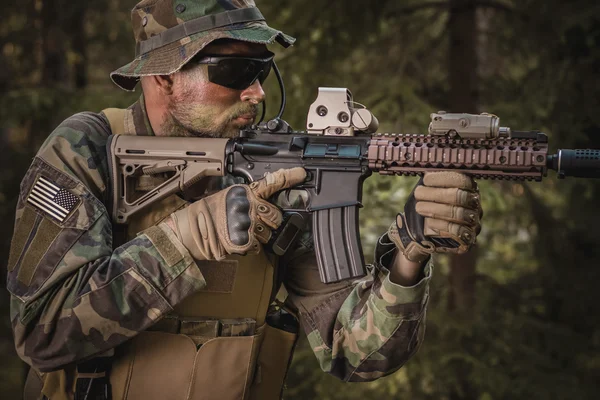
top-left (313, 206), bottom-right (366, 283)
top-left (107, 135), bottom-right (230, 223)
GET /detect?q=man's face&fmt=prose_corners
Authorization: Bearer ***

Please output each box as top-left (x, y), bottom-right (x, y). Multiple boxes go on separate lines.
top-left (164, 40), bottom-right (268, 138)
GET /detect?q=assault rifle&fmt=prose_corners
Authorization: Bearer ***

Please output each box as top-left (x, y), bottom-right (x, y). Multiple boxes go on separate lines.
top-left (107, 88), bottom-right (600, 284)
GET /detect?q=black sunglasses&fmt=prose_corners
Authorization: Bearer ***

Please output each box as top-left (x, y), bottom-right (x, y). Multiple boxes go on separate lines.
top-left (192, 51), bottom-right (275, 90)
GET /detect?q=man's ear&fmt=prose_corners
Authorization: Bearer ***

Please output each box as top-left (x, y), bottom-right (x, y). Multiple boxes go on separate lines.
top-left (153, 74), bottom-right (175, 96)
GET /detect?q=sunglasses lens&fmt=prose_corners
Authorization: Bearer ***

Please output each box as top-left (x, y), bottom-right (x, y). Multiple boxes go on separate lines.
top-left (207, 58), bottom-right (273, 90)
top-left (258, 60), bottom-right (272, 84)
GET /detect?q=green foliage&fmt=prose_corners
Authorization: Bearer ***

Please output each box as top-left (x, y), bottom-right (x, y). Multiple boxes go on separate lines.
top-left (1, 0), bottom-right (599, 399)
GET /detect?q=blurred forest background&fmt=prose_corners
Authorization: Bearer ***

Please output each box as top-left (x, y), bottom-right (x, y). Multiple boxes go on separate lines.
top-left (1, 0), bottom-right (600, 399)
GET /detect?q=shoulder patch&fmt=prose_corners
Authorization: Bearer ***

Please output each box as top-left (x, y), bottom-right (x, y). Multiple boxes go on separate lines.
top-left (27, 176), bottom-right (81, 224)
top-left (8, 156), bottom-right (106, 299)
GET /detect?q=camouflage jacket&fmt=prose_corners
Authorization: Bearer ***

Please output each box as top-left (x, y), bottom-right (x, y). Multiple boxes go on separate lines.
top-left (7, 95), bottom-right (432, 382)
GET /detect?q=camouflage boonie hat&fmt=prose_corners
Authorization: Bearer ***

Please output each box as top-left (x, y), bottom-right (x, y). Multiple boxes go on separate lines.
top-left (111, 0), bottom-right (295, 91)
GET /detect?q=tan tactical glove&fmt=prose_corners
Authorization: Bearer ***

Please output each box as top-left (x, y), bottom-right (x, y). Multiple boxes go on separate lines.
top-left (389, 171), bottom-right (482, 263)
top-left (170, 168), bottom-right (306, 261)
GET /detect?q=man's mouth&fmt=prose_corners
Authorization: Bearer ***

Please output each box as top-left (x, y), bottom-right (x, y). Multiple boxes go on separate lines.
top-left (234, 114), bottom-right (256, 123)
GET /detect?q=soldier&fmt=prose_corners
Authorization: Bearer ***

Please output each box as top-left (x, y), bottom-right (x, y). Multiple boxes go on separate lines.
top-left (7, 1), bottom-right (483, 399)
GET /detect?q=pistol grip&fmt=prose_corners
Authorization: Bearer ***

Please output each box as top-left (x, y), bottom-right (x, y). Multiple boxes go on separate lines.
top-left (313, 206), bottom-right (367, 284)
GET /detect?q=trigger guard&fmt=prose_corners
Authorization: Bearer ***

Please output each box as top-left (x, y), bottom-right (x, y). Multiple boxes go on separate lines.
top-left (271, 189), bottom-right (310, 210)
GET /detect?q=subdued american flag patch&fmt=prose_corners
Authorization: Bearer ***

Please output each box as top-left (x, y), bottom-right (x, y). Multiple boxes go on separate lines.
top-left (27, 176), bottom-right (80, 223)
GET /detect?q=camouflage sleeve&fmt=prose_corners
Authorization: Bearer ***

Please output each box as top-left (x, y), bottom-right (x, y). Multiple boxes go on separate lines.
top-left (7, 114), bottom-right (206, 372)
top-left (284, 229), bottom-right (432, 382)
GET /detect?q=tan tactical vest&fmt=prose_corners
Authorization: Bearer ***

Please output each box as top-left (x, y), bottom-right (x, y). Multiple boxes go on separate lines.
top-left (36, 109), bottom-right (299, 400)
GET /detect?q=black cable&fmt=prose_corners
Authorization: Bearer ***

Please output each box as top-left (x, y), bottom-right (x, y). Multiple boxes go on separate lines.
top-left (273, 61), bottom-right (286, 119)
top-left (258, 100), bottom-right (266, 124)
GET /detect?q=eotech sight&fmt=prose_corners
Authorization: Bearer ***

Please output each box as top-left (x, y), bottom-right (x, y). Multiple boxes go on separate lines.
top-left (108, 88), bottom-right (600, 284)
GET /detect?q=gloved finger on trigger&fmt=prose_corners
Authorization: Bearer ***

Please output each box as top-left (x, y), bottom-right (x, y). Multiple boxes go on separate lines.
top-left (255, 199), bottom-right (283, 229)
top-left (250, 168), bottom-right (307, 199)
top-left (424, 218), bottom-right (476, 245)
top-left (415, 186), bottom-right (480, 208)
top-left (423, 171), bottom-right (475, 190)
top-left (416, 201), bottom-right (480, 226)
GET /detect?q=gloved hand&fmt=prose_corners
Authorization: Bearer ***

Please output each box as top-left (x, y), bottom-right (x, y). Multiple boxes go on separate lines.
top-left (389, 171), bottom-right (482, 263)
top-left (170, 168), bottom-right (306, 261)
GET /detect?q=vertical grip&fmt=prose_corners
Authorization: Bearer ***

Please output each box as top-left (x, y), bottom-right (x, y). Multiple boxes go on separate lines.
top-left (313, 206), bottom-right (367, 283)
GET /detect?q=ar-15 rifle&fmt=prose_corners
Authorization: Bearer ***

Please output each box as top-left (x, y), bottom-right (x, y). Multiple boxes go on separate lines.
top-left (107, 87), bottom-right (600, 284)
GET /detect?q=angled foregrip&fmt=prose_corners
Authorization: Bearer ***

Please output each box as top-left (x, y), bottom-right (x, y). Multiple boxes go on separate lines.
top-left (399, 177), bottom-right (460, 249)
top-left (402, 177), bottom-right (426, 242)
top-left (313, 206), bottom-right (366, 283)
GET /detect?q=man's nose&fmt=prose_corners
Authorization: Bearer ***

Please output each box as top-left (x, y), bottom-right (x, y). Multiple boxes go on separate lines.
top-left (241, 80), bottom-right (265, 104)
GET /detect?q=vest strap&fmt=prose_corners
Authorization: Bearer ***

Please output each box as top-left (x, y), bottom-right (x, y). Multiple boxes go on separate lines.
top-left (101, 108), bottom-right (127, 135)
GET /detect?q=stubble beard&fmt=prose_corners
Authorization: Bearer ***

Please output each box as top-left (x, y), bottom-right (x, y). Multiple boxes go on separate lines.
top-left (164, 98), bottom-right (259, 138)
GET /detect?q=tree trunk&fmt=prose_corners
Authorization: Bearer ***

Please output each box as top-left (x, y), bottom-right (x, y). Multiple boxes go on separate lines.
top-left (447, 0), bottom-right (480, 315)
top-left (447, 2), bottom-right (480, 398)
top-left (41, 0), bottom-right (69, 85)
top-left (67, 4), bottom-right (88, 89)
